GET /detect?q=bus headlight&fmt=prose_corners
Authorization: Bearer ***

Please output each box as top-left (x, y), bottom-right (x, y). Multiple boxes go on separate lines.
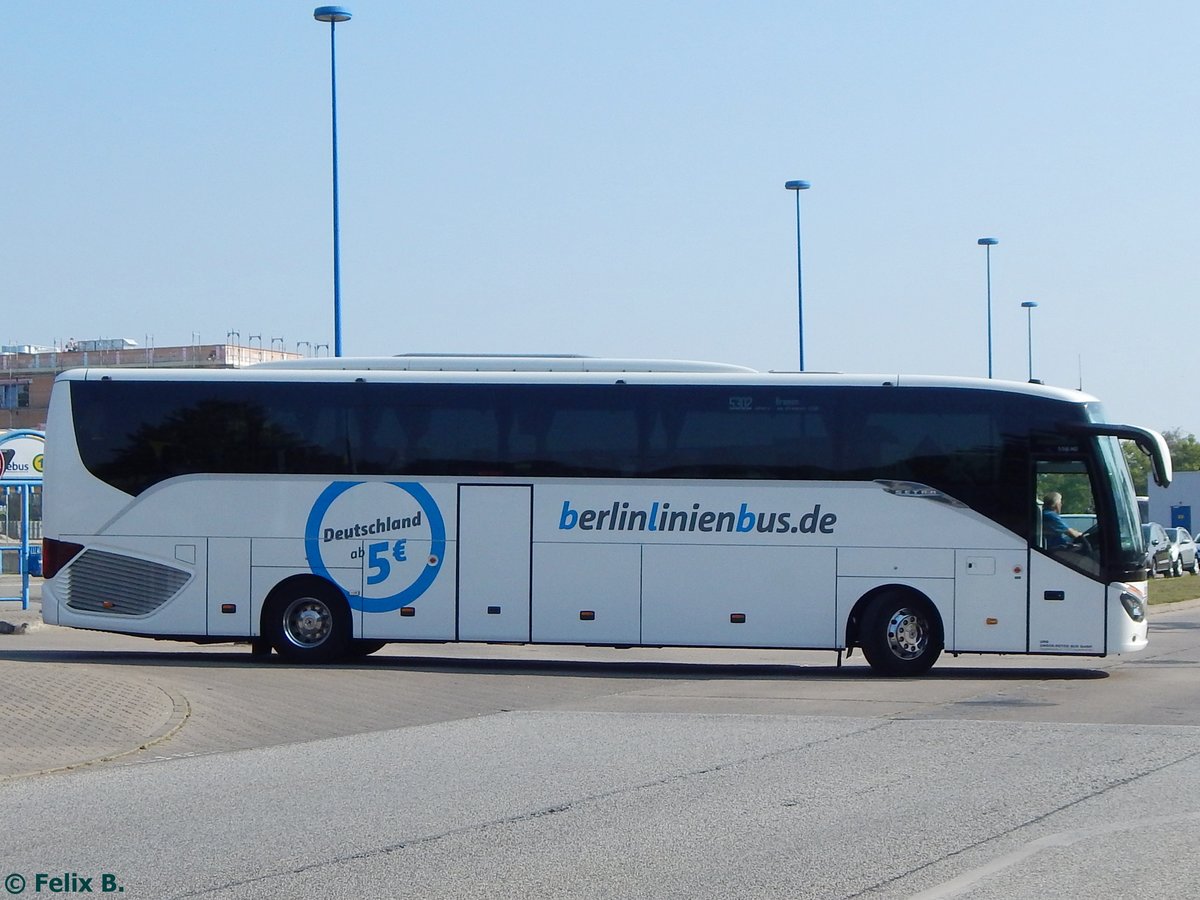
top-left (1120, 591), bottom-right (1146, 623)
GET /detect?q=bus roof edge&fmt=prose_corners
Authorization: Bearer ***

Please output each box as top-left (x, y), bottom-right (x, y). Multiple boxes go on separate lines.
top-left (253, 356), bottom-right (759, 374)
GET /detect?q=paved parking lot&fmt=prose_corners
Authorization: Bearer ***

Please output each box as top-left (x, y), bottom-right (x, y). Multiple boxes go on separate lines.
top-left (5, 576), bottom-right (1200, 782)
top-left (7, 579), bottom-right (1200, 898)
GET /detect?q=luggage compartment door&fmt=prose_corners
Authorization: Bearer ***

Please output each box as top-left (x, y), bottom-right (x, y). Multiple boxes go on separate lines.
top-left (457, 485), bottom-right (532, 642)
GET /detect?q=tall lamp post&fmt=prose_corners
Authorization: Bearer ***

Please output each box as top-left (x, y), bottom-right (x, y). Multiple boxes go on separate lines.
top-left (977, 237), bottom-right (998, 378)
top-left (314, 6), bottom-right (352, 358)
top-left (785, 180), bottom-right (811, 370)
top-left (1021, 300), bottom-right (1038, 381)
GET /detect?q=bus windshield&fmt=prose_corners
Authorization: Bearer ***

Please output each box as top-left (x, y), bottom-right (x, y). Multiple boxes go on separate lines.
top-left (1100, 435), bottom-right (1145, 570)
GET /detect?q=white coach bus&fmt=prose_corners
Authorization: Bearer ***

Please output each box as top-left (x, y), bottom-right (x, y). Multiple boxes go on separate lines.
top-left (40, 357), bottom-right (1171, 675)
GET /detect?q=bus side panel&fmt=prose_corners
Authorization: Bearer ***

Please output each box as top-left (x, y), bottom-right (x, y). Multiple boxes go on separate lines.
top-left (207, 538), bottom-right (251, 636)
top-left (359, 542), bottom-right (458, 642)
top-left (837, 547), bottom-right (954, 579)
top-left (52, 534), bottom-right (207, 636)
top-left (1027, 551), bottom-right (1105, 653)
top-left (532, 543), bottom-right (642, 644)
top-left (641, 545), bottom-right (836, 648)
top-left (952, 549), bottom-right (1028, 652)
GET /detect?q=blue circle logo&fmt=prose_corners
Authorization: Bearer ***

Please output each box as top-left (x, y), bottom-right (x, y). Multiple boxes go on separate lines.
top-left (305, 481), bottom-right (446, 613)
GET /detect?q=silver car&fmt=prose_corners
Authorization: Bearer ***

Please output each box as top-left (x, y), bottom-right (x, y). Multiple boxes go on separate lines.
top-left (1143, 522), bottom-right (1176, 577)
top-left (1166, 527), bottom-right (1199, 575)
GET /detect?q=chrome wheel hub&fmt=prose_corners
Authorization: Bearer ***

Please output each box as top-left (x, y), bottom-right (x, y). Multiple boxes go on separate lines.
top-left (283, 597), bottom-right (333, 648)
top-left (885, 608), bottom-right (928, 660)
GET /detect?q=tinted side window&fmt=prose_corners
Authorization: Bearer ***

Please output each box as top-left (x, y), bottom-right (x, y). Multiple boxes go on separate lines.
top-left (72, 381), bottom-right (350, 492)
top-left (644, 387), bottom-right (832, 478)
top-left (70, 379), bottom-right (1081, 541)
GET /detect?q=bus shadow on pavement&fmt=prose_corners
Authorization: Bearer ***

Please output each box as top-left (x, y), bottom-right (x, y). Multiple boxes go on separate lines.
top-left (0, 645), bottom-right (1110, 681)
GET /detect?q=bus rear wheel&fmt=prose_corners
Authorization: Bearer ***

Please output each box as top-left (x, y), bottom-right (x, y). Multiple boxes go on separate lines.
top-left (264, 580), bottom-right (351, 663)
top-left (860, 593), bottom-right (943, 676)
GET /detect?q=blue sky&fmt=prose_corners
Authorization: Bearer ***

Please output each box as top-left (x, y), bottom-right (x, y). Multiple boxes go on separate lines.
top-left (7, 2), bottom-right (1198, 434)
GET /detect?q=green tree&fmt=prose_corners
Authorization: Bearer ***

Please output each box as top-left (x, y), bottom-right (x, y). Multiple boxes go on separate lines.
top-left (1163, 428), bottom-right (1200, 470)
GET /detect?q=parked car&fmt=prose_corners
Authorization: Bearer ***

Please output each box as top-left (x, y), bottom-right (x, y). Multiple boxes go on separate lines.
top-left (1143, 522), bottom-right (1177, 576)
top-left (1166, 527), bottom-right (1199, 575)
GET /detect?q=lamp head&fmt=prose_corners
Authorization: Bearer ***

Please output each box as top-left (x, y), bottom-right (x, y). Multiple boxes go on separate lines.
top-left (314, 6), bottom-right (352, 22)
top-left (977, 237), bottom-right (999, 246)
top-left (784, 180), bottom-right (811, 191)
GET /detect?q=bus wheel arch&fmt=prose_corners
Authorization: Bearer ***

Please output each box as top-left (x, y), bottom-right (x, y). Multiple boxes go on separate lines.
top-left (261, 575), bottom-right (352, 663)
top-left (848, 585), bottom-right (944, 676)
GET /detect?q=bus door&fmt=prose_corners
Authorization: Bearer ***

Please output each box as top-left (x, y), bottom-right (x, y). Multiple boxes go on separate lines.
top-left (1028, 458), bottom-right (1106, 654)
top-left (457, 484), bottom-right (532, 641)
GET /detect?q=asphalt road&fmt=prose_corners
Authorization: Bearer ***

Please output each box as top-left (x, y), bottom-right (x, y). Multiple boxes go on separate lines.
top-left (2, 595), bottom-right (1199, 899)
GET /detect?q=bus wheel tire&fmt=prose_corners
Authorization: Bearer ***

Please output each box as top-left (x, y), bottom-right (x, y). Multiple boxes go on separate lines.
top-left (265, 581), bottom-right (351, 663)
top-left (860, 593), bottom-right (942, 676)
top-left (347, 639), bottom-right (387, 657)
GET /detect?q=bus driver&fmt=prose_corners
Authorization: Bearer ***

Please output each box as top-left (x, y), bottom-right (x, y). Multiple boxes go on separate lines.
top-left (1042, 491), bottom-right (1084, 549)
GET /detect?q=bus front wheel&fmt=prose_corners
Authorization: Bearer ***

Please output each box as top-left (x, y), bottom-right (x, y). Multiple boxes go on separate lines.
top-left (264, 580), bottom-right (352, 663)
top-left (859, 592), bottom-right (943, 676)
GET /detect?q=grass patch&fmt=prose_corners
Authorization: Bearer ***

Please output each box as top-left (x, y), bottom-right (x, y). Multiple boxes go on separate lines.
top-left (1148, 573), bottom-right (1200, 606)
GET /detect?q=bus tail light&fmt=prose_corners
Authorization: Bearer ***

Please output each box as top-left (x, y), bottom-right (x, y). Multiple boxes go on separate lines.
top-left (42, 538), bottom-right (85, 579)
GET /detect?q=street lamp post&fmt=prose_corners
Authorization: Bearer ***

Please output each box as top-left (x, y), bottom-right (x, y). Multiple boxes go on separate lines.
top-left (785, 180), bottom-right (811, 370)
top-left (1021, 300), bottom-right (1038, 381)
top-left (314, 6), bottom-right (352, 358)
top-left (977, 237), bottom-right (998, 378)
